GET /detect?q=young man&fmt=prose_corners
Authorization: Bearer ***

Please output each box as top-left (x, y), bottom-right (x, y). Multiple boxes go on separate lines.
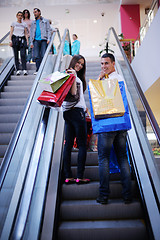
top-left (30, 8), bottom-right (51, 74)
top-left (96, 53), bottom-right (132, 204)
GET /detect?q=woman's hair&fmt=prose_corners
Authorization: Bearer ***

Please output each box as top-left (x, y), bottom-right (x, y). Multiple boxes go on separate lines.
top-left (22, 9), bottom-right (30, 19)
top-left (69, 55), bottom-right (86, 92)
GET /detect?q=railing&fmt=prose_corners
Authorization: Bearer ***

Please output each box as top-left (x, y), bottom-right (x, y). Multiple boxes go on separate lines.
top-left (106, 27), bottom-right (160, 239)
top-left (134, 0), bottom-right (159, 55)
top-left (0, 28), bottom-right (71, 240)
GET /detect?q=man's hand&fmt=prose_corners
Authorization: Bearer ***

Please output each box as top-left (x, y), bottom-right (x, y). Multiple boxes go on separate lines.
top-left (98, 71), bottom-right (105, 80)
top-left (30, 44), bottom-right (34, 49)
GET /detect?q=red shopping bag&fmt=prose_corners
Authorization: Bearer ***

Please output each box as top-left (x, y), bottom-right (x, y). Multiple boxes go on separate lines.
top-left (37, 74), bottom-right (76, 107)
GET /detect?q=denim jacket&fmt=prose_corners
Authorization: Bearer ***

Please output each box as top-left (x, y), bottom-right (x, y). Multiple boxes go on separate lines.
top-left (30, 17), bottom-right (51, 45)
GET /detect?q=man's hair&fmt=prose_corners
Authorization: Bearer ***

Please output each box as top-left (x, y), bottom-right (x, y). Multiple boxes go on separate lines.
top-left (101, 53), bottom-right (115, 62)
top-left (34, 8), bottom-right (41, 13)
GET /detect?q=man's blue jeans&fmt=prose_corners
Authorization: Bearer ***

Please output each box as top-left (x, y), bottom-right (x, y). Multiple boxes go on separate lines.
top-left (97, 130), bottom-right (131, 198)
top-left (33, 40), bottom-right (47, 71)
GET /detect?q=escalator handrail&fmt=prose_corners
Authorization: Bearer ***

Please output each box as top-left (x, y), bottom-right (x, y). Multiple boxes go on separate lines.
top-left (0, 30), bottom-right (61, 189)
top-left (0, 31), bottom-right (10, 44)
top-left (2, 29), bottom-right (70, 240)
top-left (107, 27), bottom-right (160, 146)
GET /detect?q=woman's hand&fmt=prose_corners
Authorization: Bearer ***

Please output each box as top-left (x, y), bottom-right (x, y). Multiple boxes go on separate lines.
top-left (9, 41), bottom-right (12, 47)
top-left (66, 68), bottom-right (76, 76)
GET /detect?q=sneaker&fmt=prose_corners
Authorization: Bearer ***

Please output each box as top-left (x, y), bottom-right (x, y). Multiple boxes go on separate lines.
top-left (96, 195), bottom-right (108, 204)
top-left (16, 70), bottom-right (21, 75)
top-left (33, 71), bottom-right (37, 75)
top-left (23, 70), bottom-right (28, 75)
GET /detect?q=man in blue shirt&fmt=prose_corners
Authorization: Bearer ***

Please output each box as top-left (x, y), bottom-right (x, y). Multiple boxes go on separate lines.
top-left (30, 8), bottom-right (51, 74)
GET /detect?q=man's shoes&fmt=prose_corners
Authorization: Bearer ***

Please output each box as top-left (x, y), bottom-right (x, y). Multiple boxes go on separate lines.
top-left (33, 71), bottom-right (37, 75)
top-left (16, 70), bottom-right (21, 75)
top-left (23, 70), bottom-right (28, 75)
top-left (96, 195), bottom-right (108, 204)
top-left (123, 197), bottom-right (132, 204)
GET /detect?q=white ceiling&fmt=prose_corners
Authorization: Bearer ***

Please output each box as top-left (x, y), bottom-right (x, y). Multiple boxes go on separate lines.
top-left (0, 0), bottom-right (152, 7)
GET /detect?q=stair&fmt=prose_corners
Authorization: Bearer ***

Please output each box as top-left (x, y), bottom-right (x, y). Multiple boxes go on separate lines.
top-left (57, 61), bottom-right (148, 240)
top-left (0, 64), bottom-right (36, 164)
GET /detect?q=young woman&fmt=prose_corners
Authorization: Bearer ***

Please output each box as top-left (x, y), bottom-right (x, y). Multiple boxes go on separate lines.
top-left (23, 9), bottom-right (33, 63)
top-left (62, 55), bottom-right (90, 184)
top-left (9, 11), bottom-right (28, 75)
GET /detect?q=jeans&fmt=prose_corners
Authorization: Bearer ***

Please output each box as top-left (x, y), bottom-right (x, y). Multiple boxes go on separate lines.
top-left (26, 37), bottom-right (32, 62)
top-left (98, 130), bottom-right (131, 198)
top-left (13, 45), bottom-right (27, 71)
top-left (33, 40), bottom-right (47, 71)
top-left (63, 108), bottom-right (87, 179)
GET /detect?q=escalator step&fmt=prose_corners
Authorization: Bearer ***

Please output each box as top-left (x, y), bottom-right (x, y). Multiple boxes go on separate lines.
top-left (3, 86), bottom-right (32, 92)
top-left (7, 80), bottom-right (34, 86)
top-left (0, 145), bottom-right (8, 157)
top-left (60, 199), bottom-right (144, 221)
top-left (0, 123), bottom-right (16, 133)
top-left (0, 106), bottom-right (23, 114)
top-left (62, 181), bottom-right (137, 200)
top-left (58, 219), bottom-right (147, 240)
top-left (71, 166), bottom-right (121, 181)
top-left (0, 133), bottom-right (12, 144)
top-left (10, 75), bottom-right (35, 80)
top-left (0, 114), bottom-right (20, 123)
top-left (0, 92), bottom-right (29, 99)
top-left (0, 98), bottom-right (26, 106)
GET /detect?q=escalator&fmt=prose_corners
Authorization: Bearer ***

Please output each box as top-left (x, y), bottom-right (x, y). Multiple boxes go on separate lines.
top-left (56, 61), bottom-right (149, 240)
top-left (0, 27), bottom-right (160, 240)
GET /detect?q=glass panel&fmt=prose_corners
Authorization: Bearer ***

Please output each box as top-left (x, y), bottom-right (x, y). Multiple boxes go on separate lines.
top-left (0, 33), bottom-right (13, 70)
top-left (107, 30), bottom-right (160, 178)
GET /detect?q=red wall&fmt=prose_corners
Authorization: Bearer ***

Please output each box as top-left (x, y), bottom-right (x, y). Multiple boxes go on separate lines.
top-left (120, 5), bottom-right (140, 39)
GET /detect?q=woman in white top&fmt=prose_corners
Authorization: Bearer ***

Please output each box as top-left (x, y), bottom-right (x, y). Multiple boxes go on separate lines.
top-left (9, 11), bottom-right (29, 75)
top-left (63, 55), bottom-right (90, 184)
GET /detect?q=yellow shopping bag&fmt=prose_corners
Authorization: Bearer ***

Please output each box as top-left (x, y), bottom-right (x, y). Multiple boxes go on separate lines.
top-left (89, 78), bottom-right (125, 119)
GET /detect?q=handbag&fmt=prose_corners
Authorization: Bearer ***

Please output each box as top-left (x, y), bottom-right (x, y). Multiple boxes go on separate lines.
top-left (39, 71), bottom-right (70, 93)
top-left (37, 74), bottom-right (75, 107)
top-left (89, 79), bottom-right (125, 119)
top-left (88, 81), bottom-right (131, 134)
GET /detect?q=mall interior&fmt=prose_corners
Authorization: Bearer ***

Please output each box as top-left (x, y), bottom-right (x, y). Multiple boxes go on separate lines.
top-left (0, 0), bottom-right (160, 239)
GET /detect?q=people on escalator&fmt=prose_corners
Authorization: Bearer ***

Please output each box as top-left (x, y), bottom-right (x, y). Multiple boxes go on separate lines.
top-left (96, 53), bottom-right (132, 204)
top-left (22, 9), bottom-right (33, 63)
top-left (71, 34), bottom-right (80, 56)
top-left (9, 11), bottom-right (29, 76)
top-left (30, 8), bottom-right (51, 75)
top-left (62, 55), bottom-right (90, 184)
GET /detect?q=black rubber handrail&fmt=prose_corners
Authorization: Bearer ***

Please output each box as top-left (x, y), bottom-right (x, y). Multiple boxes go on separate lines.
top-left (0, 31), bottom-right (10, 44)
top-left (107, 27), bottom-right (160, 146)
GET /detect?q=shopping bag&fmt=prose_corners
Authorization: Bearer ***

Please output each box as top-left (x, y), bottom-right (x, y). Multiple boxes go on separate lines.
top-left (37, 74), bottom-right (76, 107)
top-left (89, 79), bottom-right (125, 119)
top-left (88, 81), bottom-right (131, 134)
top-left (39, 71), bottom-right (70, 93)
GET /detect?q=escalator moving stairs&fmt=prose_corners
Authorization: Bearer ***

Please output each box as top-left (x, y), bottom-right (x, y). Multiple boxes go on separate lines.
top-left (0, 63), bottom-right (36, 165)
top-left (58, 61), bottom-right (149, 240)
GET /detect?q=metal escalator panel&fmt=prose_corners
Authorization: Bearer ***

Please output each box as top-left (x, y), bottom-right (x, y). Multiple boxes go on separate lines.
top-left (0, 32), bottom-right (13, 74)
top-left (0, 29), bottom-right (62, 239)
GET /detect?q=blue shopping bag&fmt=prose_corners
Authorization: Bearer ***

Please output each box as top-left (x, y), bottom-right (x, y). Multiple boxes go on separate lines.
top-left (88, 81), bottom-right (131, 134)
